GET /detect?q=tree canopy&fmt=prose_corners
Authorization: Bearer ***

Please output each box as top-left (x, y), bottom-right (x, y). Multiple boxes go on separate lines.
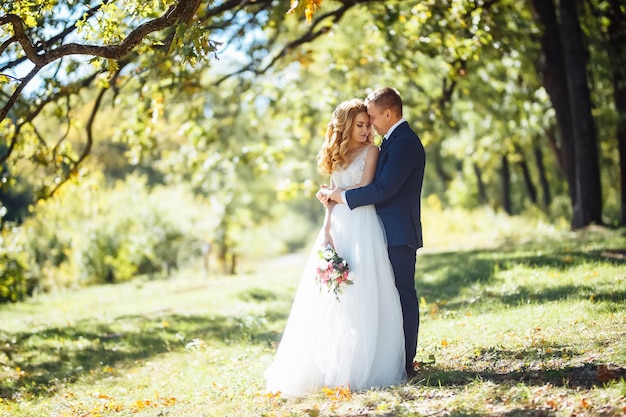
top-left (1, 0), bottom-right (624, 266)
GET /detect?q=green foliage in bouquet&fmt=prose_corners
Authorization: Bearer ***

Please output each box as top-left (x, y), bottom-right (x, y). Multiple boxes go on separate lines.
top-left (315, 246), bottom-right (354, 301)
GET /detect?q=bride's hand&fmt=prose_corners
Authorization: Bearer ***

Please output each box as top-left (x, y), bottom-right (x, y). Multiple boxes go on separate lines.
top-left (323, 231), bottom-right (334, 249)
top-left (316, 185), bottom-right (331, 207)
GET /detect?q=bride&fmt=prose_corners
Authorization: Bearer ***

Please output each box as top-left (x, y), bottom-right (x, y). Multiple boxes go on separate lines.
top-left (264, 99), bottom-right (406, 395)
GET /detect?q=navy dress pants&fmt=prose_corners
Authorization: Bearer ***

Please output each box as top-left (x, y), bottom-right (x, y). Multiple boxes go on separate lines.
top-left (387, 245), bottom-right (418, 374)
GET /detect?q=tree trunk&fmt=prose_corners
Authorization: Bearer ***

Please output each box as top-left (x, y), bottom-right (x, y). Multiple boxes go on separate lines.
top-left (544, 125), bottom-right (567, 179)
top-left (432, 143), bottom-right (452, 187)
top-left (530, 0), bottom-right (577, 209)
top-left (501, 154), bottom-right (512, 214)
top-left (533, 143), bottom-right (552, 208)
top-left (473, 163), bottom-right (488, 205)
top-left (617, 84), bottom-right (626, 225)
top-left (517, 150), bottom-right (538, 206)
top-left (559, 0), bottom-right (603, 228)
top-left (606, 0), bottom-right (626, 225)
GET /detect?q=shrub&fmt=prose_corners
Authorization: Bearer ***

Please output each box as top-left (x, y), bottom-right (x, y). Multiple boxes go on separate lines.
top-left (0, 225), bottom-right (35, 302)
top-left (18, 172), bottom-right (212, 293)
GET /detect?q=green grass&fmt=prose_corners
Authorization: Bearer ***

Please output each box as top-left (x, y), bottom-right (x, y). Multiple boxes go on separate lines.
top-left (1, 224), bottom-right (625, 416)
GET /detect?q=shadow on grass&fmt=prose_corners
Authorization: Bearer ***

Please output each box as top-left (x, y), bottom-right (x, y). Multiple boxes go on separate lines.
top-left (441, 410), bottom-right (559, 417)
top-left (414, 361), bottom-right (626, 390)
top-left (417, 241), bottom-right (625, 308)
top-left (409, 234), bottom-right (626, 394)
top-left (413, 343), bottom-right (626, 390)
top-left (0, 310), bottom-right (285, 400)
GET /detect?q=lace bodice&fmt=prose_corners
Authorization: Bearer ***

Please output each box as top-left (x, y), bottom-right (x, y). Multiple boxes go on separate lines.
top-left (331, 147), bottom-right (369, 189)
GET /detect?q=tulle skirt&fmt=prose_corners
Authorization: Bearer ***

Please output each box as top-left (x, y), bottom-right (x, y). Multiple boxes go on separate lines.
top-left (265, 204), bottom-right (406, 395)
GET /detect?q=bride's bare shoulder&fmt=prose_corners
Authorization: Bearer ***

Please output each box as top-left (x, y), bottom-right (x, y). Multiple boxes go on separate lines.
top-left (365, 144), bottom-right (379, 161)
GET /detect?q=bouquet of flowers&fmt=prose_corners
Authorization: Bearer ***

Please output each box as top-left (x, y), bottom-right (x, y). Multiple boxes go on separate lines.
top-left (315, 245), bottom-right (354, 301)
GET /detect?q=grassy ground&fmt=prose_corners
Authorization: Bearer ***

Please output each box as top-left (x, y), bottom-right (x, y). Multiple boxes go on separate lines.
top-left (0, 223), bottom-right (625, 416)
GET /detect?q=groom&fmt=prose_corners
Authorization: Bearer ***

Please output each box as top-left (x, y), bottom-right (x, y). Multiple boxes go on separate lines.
top-left (319, 87), bottom-right (426, 377)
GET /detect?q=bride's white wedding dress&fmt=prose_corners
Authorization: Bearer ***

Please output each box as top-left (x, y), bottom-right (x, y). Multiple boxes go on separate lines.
top-left (265, 147), bottom-right (406, 395)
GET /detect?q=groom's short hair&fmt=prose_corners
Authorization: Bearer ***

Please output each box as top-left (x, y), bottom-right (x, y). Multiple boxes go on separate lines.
top-left (365, 87), bottom-right (403, 117)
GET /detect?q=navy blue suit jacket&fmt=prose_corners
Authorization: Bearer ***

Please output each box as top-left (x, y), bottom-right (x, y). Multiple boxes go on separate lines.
top-left (345, 121), bottom-right (425, 249)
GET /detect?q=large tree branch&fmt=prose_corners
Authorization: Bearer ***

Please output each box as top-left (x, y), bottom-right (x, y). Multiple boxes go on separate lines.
top-left (202, 0), bottom-right (258, 21)
top-left (0, 2), bottom-right (107, 72)
top-left (39, 0), bottom-right (200, 62)
top-left (214, 1), bottom-right (360, 86)
top-left (0, 0), bottom-right (202, 125)
top-left (0, 14), bottom-right (45, 65)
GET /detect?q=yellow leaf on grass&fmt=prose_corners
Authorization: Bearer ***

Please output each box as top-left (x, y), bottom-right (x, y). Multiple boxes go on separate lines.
top-left (305, 405), bottom-right (320, 417)
top-left (322, 385), bottom-right (352, 401)
top-left (335, 385), bottom-right (351, 400)
top-left (160, 396), bottom-right (177, 406)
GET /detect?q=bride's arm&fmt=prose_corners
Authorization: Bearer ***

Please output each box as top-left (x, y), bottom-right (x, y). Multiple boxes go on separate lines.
top-left (322, 179), bottom-right (337, 248)
top-left (344, 145), bottom-right (379, 190)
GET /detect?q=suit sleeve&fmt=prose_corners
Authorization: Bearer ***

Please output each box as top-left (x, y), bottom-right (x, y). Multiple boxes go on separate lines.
top-left (345, 134), bottom-right (422, 209)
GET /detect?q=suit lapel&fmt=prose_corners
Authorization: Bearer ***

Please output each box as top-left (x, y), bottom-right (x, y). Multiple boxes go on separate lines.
top-left (377, 121), bottom-right (407, 176)
top-left (377, 137), bottom-right (389, 177)
top-left (379, 122), bottom-right (403, 152)
top-left (379, 138), bottom-right (388, 152)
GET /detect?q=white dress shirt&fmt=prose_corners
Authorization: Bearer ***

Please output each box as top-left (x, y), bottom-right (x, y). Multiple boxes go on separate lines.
top-left (383, 118), bottom-right (406, 141)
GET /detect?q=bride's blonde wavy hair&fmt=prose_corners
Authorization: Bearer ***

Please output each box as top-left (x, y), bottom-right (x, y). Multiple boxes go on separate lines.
top-left (317, 99), bottom-right (374, 175)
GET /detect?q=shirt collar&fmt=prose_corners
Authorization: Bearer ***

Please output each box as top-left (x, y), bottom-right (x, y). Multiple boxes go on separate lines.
top-left (383, 118), bottom-right (406, 140)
